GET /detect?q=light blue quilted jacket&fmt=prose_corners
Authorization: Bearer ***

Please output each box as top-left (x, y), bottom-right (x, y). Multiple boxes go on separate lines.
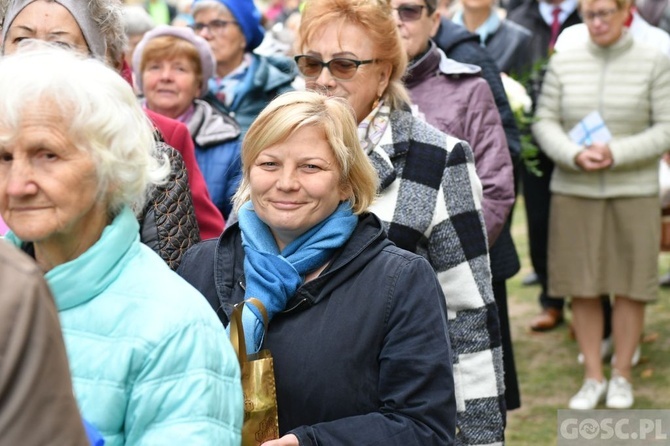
top-left (6, 207), bottom-right (243, 446)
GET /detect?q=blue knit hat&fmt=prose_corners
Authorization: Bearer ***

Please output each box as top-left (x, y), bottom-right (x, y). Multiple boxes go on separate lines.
top-left (195, 0), bottom-right (265, 51)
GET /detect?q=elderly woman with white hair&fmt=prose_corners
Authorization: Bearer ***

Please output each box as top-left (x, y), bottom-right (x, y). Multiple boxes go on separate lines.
top-left (0, 0), bottom-right (234, 254)
top-left (0, 44), bottom-right (242, 445)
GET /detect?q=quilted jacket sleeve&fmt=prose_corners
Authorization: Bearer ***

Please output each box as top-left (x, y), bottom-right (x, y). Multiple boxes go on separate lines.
top-left (123, 319), bottom-right (243, 446)
top-left (140, 141), bottom-right (201, 270)
top-left (462, 79), bottom-right (515, 246)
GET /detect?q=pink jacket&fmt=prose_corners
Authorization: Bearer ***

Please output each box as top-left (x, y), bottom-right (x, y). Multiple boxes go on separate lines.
top-left (406, 43), bottom-right (515, 246)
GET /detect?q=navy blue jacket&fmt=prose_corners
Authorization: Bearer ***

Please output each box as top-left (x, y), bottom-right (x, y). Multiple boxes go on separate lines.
top-left (177, 213), bottom-right (456, 445)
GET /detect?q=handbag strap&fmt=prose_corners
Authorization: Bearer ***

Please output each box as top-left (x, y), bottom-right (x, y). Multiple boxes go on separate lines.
top-left (229, 297), bottom-right (269, 367)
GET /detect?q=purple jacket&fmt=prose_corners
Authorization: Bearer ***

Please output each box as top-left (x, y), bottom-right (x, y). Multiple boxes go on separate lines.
top-left (405, 41), bottom-right (515, 245)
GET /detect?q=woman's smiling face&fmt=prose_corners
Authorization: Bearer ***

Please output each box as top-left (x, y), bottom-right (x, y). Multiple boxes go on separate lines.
top-left (249, 125), bottom-right (348, 250)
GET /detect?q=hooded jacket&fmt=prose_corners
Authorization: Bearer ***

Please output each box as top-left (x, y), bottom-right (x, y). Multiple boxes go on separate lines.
top-left (406, 42), bottom-right (514, 247)
top-left (434, 19), bottom-right (521, 163)
top-left (405, 42), bottom-right (520, 283)
top-left (186, 99), bottom-right (242, 220)
top-left (177, 213), bottom-right (456, 445)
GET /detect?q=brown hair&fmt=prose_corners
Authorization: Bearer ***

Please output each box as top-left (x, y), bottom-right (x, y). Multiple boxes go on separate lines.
top-left (139, 35), bottom-right (202, 84)
top-left (297, 0), bottom-right (410, 112)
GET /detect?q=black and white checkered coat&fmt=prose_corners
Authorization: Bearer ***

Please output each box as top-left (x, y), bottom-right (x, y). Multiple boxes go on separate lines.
top-left (367, 109), bottom-right (505, 446)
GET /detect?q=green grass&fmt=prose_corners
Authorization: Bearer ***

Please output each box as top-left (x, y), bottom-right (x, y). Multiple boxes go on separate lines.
top-left (505, 197), bottom-right (670, 445)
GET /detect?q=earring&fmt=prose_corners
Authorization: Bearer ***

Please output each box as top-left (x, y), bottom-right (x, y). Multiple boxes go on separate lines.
top-left (372, 96), bottom-right (381, 110)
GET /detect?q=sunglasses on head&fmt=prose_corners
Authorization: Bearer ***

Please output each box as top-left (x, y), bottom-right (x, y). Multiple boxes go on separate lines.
top-left (394, 4), bottom-right (426, 22)
top-left (294, 55), bottom-right (376, 81)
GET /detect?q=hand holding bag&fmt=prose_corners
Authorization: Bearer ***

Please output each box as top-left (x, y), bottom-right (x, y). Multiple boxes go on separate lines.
top-left (229, 298), bottom-right (280, 446)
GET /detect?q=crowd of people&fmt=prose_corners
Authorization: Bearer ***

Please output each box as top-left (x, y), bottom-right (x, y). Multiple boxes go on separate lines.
top-left (0, 0), bottom-right (669, 444)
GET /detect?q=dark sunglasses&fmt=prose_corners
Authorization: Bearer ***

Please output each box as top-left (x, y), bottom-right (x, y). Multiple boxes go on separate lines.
top-left (189, 19), bottom-right (237, 33)
top-left (294, 55), bottom-right (376, 80)
top-left (393, 4), bottom-right (426, 22)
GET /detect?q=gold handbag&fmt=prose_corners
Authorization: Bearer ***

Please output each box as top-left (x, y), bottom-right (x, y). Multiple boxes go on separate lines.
top-left (229, 298), bottom-right (280, 446)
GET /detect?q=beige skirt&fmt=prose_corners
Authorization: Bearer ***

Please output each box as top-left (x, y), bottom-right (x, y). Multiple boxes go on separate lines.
top-left (548, 194), bottom-right (660, 302)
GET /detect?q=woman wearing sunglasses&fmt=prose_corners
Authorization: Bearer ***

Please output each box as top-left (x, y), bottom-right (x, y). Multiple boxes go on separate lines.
top-left (296, 0), bottom-right (504, 444)
top-left (190, 0), bottom-right (298, 135)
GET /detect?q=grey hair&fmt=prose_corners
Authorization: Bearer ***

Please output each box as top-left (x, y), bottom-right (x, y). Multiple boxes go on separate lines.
top-left (0, 0), bottom-right (127, 68)
top-left (191, 0), bottom-right (227, 17)
top-left (0, 42), bottom-right (169, 215)
top-left (87, 0), bottom-right (127, 68)
top-left (122, 5), bottom-right (155, 37)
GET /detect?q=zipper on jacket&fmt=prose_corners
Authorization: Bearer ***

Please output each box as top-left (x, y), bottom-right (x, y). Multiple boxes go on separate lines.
top-left (282, 297), bottom-right (310, 313)
top-left (237, 279), bottom-right (309, 312)
top-left (598, 52), bottom-right (609, 195)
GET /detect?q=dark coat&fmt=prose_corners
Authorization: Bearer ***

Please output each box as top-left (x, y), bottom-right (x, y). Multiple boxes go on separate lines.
top-left (507, 0), bottom-right (583, 104)
top-left (177, 213), bottom-right (456, 446)
top-left (140, 141), bottom-right (200, 270)
top-left (483, 19), bottom-right (534, 76)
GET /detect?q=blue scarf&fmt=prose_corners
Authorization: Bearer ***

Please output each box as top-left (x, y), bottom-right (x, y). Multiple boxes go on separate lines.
top-left (237, 201), bottom-right (357, 353)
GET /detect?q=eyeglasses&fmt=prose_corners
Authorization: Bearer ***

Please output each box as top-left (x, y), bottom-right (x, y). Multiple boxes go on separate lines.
top-left (294, 55), bottom-right (376, 80)
top-left (189, 19), bottom-right (237, 33)
top-left (581, 8), bottom-right (619, 22)
top-left (393, 4), bottom-right (426, 22)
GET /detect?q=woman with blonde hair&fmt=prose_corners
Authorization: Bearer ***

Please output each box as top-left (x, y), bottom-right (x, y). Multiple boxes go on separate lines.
top-left (178, 90), bottom-right (456, 445)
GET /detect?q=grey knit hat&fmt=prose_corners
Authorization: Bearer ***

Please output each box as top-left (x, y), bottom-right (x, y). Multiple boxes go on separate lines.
top-left (132, 25), bottom-right (215, 97)
top-left (1, 0), bottom-right (107, 59)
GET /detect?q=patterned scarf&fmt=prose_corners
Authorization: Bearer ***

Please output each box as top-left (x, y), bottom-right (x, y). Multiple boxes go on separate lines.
top-left (208, 53), bottom-right (252, 108)
top-left (357, 100), bottom-right (391, 155)
top-left (237, 201), bottom-right (357, 353)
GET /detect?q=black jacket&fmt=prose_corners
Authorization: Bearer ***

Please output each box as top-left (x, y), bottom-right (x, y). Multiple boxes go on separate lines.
top-left (177, 213), bottom-right (456, 445)
top-left (483, 20), bottom-right (534, 76)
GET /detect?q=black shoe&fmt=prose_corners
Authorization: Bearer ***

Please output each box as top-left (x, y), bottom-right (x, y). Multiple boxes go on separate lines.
top-left (522, 271), bottom-right (540, 286)
top-left (660, 272), bottom-right (670, 287)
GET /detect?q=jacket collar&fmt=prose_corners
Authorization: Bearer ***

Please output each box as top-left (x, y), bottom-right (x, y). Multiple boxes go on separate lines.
top-left (406, 41), bottom-right (482, 88)
top-left (249, 54), bottom-right (298, 93)
top-left (586, 29), bottom-right (634, 56)
top-left (188, 99), bottom-right (241, 147)
top-left (5, 206), bottom-right (139, 310)
top-left (214, 213), bottom-right (390, 311)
